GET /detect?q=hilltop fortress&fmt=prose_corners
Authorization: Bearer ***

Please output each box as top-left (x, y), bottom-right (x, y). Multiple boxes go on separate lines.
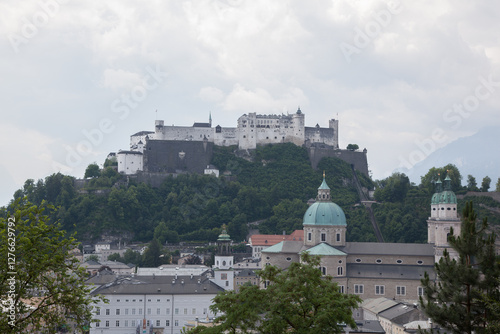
top-left (114, 108), bottom-right (368, 179)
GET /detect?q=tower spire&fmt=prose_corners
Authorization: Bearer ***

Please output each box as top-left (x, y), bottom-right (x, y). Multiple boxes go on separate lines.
top-left (317, 174), bottom-right (331, 201)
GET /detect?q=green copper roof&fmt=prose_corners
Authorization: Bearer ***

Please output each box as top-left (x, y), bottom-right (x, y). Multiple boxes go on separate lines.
top-left (431, 193), bottom-right (440, 205)
top-left (303, 201), bottom-right (346, 226)
top-left (439, 190), bottom-right (457, 204)
top-left (301, 243), bottom-right (346, 256)
top-left (431, 175), bottom-right (457, 204)
top-left (318, 178), bottom-right (330, 190)
top-left (261, 241), bottom-right (284, 253)
top-left (217, 227), bottom-right (231, 241)
top-left (443, 175), bottom-right (452, 190)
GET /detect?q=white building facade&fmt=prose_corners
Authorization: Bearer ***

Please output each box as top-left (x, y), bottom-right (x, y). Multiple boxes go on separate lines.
top-left (89, 275), bottom-right (223, 334)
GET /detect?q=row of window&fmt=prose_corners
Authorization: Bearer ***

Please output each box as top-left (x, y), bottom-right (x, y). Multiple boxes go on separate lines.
top-left (235, 281), bottom-right (257, 285)
top-left (95, 319), bottom-right (179, 328)
top-left (354, 258), bottom-right (425, 265)
top-left (320, 266), bottom-right (343, 276)
top-left (96, 307), bottom-right (208, 316)
top-left (112, 298), bottom-right (168, 303)
top-left (266, 257), bottom-right (424, 266)
top-left (307, 232), bottom-right (342, 242)
top-left (349, 284), bottom-right (424, 296)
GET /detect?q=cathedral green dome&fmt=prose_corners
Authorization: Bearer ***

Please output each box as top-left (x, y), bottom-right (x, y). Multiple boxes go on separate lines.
top-left (431, 193), bottom-right (440, 205)
top-left (438, 190), bottom-right (457, 204)
top-left (438, 175), bottom-right (457, 204)
top-left (303, 201), bottom-right (347, 226)
top-left (303, 176), bottom-right (346, 226)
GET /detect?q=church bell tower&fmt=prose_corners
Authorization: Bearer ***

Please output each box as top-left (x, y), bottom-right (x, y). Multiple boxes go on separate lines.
top-left (427, 175), bottom-right (461, 262)
top-left (212, 225), bottom-right (234, 290)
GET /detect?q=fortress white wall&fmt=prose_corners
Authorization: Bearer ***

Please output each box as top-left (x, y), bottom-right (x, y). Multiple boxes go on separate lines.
top-left (125, 110), bottom-right (339, 158)
top-left (153, 125), bottom-right (214, 142)
top-left (236, 111), bottom-right (309, 149)
top-left (214, 127), bottom-right (238, 146)
top-left (117, 151), bottom-right (143, 175)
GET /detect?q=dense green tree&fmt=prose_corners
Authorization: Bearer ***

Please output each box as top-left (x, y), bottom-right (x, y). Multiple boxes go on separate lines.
top-left (165, 229), bottom-right (180, 244)
top-left (260, 198), bottom-right (308, 234)
top-left (374, 172), bottom-right (410, 202)
top-left (186, 253), bottom-right (361, 334)
top-left (496, 178), bottom-right (500, 192)
top-left (122, 249), bottom-right (142, 265)
top-left (84, 163), bottom-right (100, 179)
top-left (420, 164), bottom-right (462, 193)
top-left (142, 238), bottom-right (163, 267)
top-left (107, 253), bottom-right (121, 262)
top-left (86, 254), bottom-right (99, 262)
top-left (420, 202), bottom-right (500, 334)
top-left (467, 174), bottom-right (479, 191)
top-left (154, 221), bottom-right (170, 245)
top-left (0, 199), bottom-right (105, 333)
top-left (103, 157), bottom-right (117, 168)
top-left (227, 213), bottom-right (248, 242)
top-left (481, 176), bottom-right (491, 192)
top-left (479, 282), bottom-right (500, 333)
top-left (346, 143), bottom-right (359, 150)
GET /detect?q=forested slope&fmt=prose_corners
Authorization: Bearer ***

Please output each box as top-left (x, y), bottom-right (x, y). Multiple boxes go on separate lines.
top-left (4, 144), bottom-right (499, 245)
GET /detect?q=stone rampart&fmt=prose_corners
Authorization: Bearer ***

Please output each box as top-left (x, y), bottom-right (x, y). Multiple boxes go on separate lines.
top-left (308, 146), bottom-right (369, 177)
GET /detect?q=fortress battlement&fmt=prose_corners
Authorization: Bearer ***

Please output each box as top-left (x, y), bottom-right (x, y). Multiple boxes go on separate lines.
top-left (114, 108), bottom-right (363, 176)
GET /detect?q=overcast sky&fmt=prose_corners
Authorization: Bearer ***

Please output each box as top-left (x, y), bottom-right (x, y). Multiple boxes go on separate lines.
top-left (1, 0), bottom-right (499, 206)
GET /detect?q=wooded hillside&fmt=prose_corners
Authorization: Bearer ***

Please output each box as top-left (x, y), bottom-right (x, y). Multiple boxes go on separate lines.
top-left (4, 144), bottom-right (499, 244)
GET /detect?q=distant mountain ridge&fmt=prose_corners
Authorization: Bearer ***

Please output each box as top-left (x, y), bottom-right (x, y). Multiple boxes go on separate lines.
top-left (399, 126), bottom-right (500, 185)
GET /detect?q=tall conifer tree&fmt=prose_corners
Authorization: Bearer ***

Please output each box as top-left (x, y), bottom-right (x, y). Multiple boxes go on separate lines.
top-left (420, 202), bottom-right (500, 334)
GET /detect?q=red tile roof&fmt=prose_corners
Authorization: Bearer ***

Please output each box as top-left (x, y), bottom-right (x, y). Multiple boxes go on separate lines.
top-left (249, 230), bottom-right (304, 246)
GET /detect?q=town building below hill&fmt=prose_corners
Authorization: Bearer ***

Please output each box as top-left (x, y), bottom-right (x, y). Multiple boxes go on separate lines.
top-left (260, 174), bottom-right (461, 303)
top-left (248, 229), bottom-right (303, 259)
